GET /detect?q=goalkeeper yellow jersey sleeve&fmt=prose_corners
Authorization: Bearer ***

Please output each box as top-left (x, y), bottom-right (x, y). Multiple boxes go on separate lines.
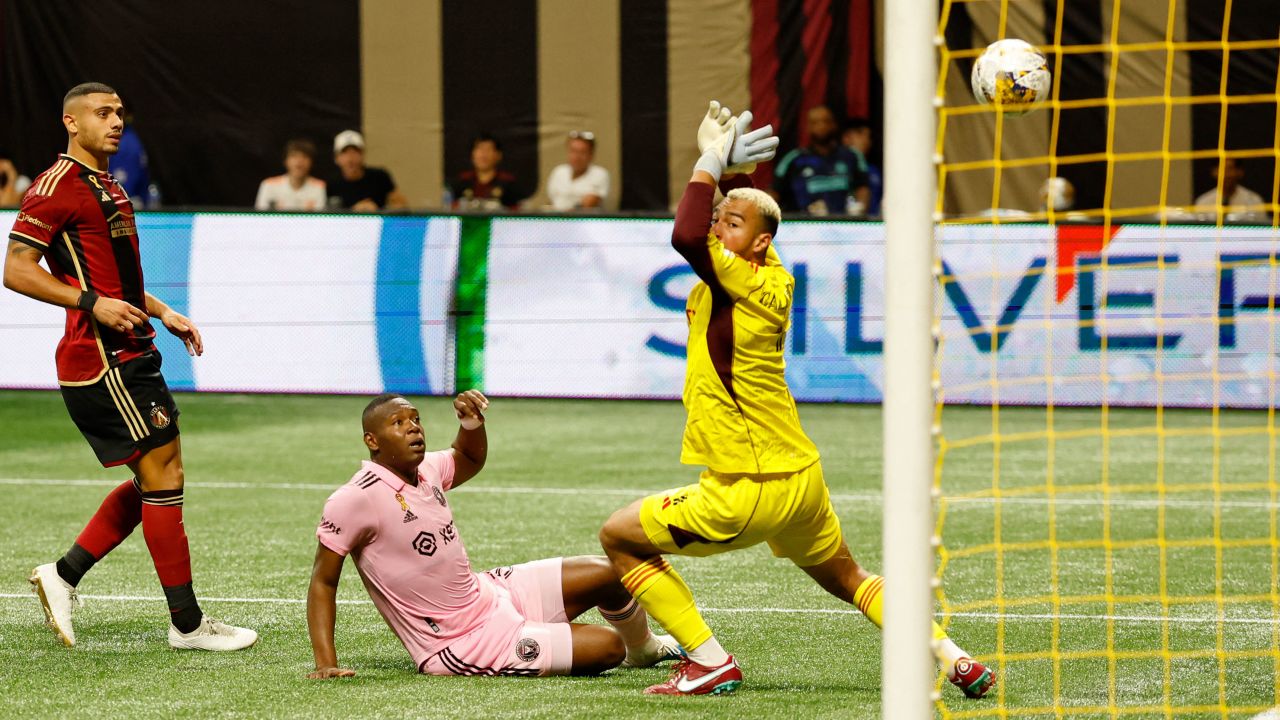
top-left (678, 231), bottom-right (820, 475)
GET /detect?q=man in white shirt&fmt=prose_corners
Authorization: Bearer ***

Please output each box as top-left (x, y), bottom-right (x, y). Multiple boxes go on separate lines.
top-left (545, 131), bottom-right (610, 211)
top-left (1194, 157), bottom-right (1269, 223)
top-left (255, 139), bottom-right (327, 211)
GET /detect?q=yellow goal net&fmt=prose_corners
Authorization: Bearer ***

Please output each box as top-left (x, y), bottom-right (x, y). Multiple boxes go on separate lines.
top-left (932, 0), bottom-right (1280, 717)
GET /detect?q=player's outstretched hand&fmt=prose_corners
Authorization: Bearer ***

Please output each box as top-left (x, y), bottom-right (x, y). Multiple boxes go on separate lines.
top-left (92, 297), bottom-right (150, 335)
top-left (306, 667), bottom-right (356, 680)
top-left (697, 100), bottom-right (735, 154)
top-left (455, 389), bottom-right (489, 430)
top-left (727, 111), bottom-right (779, 175)
top-left (159, 309), bottom-right (204, 357)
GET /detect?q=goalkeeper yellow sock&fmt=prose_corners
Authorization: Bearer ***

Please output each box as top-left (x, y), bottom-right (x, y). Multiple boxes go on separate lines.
top-left (621, 557), bottom-right (716, 655)
top-left (854, 573), bottom-right (966, 669)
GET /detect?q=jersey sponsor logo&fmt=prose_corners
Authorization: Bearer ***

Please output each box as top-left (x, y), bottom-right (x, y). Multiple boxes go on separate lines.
top-left (433, 486), bottom-right (447, 507)
top-left (16, 212), bottom-right (53, 232)
top-left (319, 517), bottom-right (342, 535)
top-left (106, 210), bottom-right (138, 239)
top-left (440, 520), bottom-right (457, 544)
top-left (148, 405), bottom-right (171, 429)
top-left (515, 637), bottom-right (541, 662)
top-left (412, 530), bottom-right (437, 556)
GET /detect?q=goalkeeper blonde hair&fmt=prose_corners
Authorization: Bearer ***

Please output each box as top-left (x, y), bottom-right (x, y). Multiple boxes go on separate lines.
top-left (725, 187), bottom-right (781, 236)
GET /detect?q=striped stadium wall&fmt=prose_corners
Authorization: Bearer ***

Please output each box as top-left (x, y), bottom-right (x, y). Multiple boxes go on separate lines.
top-left (358, 0), bottom-right (875, 211)
top-left (0, 2), bottom-right (1273, 212)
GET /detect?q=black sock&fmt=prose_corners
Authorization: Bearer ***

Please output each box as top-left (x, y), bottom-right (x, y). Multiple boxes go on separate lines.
top-left (55, 543), bottom-right (97, 587)
top-left (162, 582), bottom-right (203, 633)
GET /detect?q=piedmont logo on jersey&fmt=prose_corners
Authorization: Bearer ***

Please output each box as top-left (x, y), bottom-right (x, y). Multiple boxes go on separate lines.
top-left (516, 637), bottom-right (541, 661)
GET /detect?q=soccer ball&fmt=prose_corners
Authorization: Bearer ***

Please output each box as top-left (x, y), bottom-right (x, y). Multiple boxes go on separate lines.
top-left (970, 39), bottom-right (1052, 116)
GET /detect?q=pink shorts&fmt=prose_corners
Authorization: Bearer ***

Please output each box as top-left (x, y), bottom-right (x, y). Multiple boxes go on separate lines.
top-left (421, 557), bottom-right (573, 677)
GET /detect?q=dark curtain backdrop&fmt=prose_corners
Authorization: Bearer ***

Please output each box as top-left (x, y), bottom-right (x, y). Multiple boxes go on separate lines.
top-left (0, 1), bottom-right (360, 206)
top-left (1188, 0), bottom-right (1280, 200)
top-left (440, 3), bottom-right (539, 206)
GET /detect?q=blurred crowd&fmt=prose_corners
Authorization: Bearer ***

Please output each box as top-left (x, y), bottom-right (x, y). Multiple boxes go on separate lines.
top-left (0, 107), bottom-right (1269, 223)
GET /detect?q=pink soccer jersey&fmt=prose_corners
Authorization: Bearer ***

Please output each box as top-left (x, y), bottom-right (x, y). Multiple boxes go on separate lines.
top-left (317, 452), bottom-right (500, 669)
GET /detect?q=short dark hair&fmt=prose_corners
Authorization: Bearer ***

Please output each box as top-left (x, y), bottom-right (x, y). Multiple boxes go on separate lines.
top-left (761, 213), bottom-right (779, 237)
top-left (472, 133), bottom-right (502, 152)
top-left (362, 393), bottom-right (406, 430)
top-left (63, 82), bottom-right (117, 108)
top-left (284, 138), bottom-right (317, 161)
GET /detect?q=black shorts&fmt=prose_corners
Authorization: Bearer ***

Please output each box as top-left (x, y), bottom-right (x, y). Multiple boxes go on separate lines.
top-left (59, 351), bottom-right (181, 467)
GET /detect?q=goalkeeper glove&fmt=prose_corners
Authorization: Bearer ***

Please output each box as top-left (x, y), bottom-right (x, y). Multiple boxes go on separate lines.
top-left (694, 111), bottom-right (780, 182)
top-left (725, 111), bottom-right (779, 174)
top-left (697, 101), bottom-right (735, 154)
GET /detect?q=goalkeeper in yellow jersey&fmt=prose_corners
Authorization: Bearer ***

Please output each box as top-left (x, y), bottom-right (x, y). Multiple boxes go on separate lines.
top-left (598, 102), bottom-right (996, 698)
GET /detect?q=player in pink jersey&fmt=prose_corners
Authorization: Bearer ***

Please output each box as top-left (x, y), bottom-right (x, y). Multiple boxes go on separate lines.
top-left (306, 391), bottom-right (684, 679)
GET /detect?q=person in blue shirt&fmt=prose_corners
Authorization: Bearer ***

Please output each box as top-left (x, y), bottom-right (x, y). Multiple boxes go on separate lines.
top-left (842, 119), bottom-right (882, 218)
top-left (773, 106), bottom-right (869, 216)
top-left (108, 111), bottom-right (152, 209)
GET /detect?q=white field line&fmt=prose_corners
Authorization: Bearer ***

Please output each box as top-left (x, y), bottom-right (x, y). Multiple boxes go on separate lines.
top-left (0, 477), bottom-right (1276, 510)
top-left (0, 592), bottom-right (1272, 625)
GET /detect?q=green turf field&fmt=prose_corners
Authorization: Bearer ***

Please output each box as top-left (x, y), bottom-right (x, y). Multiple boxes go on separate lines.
top-left (0, 390), bottom-right (1275, 719)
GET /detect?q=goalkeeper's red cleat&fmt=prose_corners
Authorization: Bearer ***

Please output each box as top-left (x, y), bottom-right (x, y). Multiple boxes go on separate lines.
top-left (644, 655), bottom-right (742, 696)
top-left (949, 657), bottom-right (996, 699)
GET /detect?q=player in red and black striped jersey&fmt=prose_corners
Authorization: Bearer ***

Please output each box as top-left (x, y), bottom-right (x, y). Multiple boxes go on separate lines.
top-left (3, 82), bottom-right (256, 652)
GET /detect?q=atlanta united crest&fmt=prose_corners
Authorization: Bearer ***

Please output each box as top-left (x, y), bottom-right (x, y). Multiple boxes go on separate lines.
top-left (149, 405), bottom-right (171, 429)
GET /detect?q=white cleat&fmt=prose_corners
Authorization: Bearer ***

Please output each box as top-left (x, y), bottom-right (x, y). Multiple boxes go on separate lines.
top-left (622, 633), bottom-right (687, 668)
top-left (168, 616), bottom-right (258, 651)
top-left (29, 563), bottom-right (79, 647)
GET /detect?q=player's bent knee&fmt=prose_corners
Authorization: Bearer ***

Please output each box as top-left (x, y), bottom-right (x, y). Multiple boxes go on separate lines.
top-left (568, 624), bottom-right (625, 675)
top-left (598, 501), bottom-right (645, 553)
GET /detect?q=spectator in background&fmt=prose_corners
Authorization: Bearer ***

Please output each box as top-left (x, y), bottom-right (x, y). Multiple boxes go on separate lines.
top-left (449, 133), bottom-right (529, 211)
top-left (546, 130), bottom-right (610, 211)
top-left (1040, 176), bottom-right (1076, 213)
top-left (328, 130), bottom-right (408, 212)
top-left (842, 119), bottom-right (881, 217)
top-left (0, 150), bottom-right (32, 207)
top-left (774, 106), bottom-right (869, 216)
top-left (255, 139), bottom-right (326, 211)
top-left (108, 112), bottom-right (154, 209)
top-left (1194, 157), bottom-right (1269, 223)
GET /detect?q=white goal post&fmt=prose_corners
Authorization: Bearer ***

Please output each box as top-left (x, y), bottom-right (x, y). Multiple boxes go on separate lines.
top-left (881, 0), bottom-right (940, 718)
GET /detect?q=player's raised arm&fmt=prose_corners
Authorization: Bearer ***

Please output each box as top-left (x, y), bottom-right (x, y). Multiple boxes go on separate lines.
top-left (448, 389), bottom-right (489, 488)
top-left (306, 542), bottom-right (356, 679)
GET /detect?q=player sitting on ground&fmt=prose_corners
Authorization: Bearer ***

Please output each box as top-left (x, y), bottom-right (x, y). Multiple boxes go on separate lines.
top-left (597, 102), bottom-right (996, 697)
top-left (306, 391), bottom-right (683, 679)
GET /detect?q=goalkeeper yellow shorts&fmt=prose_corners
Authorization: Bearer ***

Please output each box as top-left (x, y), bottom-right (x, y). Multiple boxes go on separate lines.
top-left (638, 460), bottom-right (843, 567)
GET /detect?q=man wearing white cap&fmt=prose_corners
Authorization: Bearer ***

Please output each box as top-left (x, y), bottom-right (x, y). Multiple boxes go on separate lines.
top-left (329, 130), bottom-right (408, 212)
